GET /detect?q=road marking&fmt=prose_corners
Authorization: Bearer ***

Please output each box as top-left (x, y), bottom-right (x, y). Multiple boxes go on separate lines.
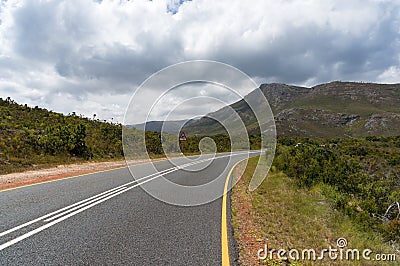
top-left (0, 166), bottom-right (176, 237)
top-left (0, 155), bottom-right (220, 237)
top-left (0, 157), bottom-right (179, 193)
top-left (0, 151), bottom-right (257, 250)
top-left (221, 158), bottom-right (247, 266)
top-left (43, 186), bottom-right (128, 222)
top-left (0, 168), bottom-right (179, 251)
top-left (0, 165), bottom-right (129, 193)
top-left (0, 152), bottom-right (238, 193)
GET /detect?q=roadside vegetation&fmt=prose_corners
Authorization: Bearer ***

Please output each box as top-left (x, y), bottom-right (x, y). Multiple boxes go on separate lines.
top-left (274, 136), bottom-right (400, 244)
top-left (232, 134), bottom-right (400, 265)
top-left (2, 98), bottom-right (399, 256)
top-left (0, 97), bottom-right (263, 174)
top-left (0, 98), bottom-right (400, 265)
top-left (0, 97), bottom-right (124, 174)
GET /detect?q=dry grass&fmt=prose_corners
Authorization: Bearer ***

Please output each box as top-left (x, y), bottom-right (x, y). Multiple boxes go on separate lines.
top-left (231, 156), bottom-right (397, 265)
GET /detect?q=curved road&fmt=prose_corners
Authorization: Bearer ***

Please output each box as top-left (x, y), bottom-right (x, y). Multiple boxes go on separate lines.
top-left (0, 151), bottom-right (258, 265)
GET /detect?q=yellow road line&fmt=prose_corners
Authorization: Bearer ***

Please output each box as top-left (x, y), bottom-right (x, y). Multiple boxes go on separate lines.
top-left (221, 158), bottom-right (246, 266)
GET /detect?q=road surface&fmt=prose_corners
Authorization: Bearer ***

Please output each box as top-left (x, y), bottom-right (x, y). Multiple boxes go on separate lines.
top-left (0, 151), bottom-right (258, 265)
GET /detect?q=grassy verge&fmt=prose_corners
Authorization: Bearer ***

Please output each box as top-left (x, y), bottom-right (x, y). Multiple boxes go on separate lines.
top-left (231, 156), bottom-right (397, 265)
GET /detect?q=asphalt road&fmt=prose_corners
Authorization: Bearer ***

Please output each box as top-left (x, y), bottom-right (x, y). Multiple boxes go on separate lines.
top-left (0, 151), bottom-right (258, 265)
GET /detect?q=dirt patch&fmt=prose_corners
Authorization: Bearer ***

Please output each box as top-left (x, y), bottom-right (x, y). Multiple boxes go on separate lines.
top-left (231, 161), bottom-right (265, 266)
top-left (0, 159), bottom-right (164, 191)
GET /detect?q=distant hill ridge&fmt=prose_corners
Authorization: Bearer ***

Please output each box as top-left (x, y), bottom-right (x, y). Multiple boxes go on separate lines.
top-left (184, 81), bottom-right (400, 137)
top-left (130, 119), bottom-right (197, 134)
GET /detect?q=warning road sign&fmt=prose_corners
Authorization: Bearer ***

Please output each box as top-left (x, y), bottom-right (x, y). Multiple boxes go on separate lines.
top-left (179, 131), bottom-right (187, 141)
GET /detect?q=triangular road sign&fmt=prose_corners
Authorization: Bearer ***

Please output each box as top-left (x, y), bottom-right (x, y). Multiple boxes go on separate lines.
top-left (179, 131), bottom-right (187, 141)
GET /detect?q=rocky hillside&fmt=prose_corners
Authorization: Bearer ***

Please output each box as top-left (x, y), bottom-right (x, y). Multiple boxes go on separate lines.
top-left (185, 81), bottom-right (400, 137)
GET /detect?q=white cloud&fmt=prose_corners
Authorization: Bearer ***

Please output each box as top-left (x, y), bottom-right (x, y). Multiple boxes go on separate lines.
top-left (0, 0), bottom-right (399, 123)
top-left (378, 66), bottom-right (400, 83)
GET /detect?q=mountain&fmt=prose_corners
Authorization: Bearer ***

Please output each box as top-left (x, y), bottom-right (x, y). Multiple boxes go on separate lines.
top-left (130, 119), bottom-right (197, 134)
top-left (184, 81), bottom-right (400, 137)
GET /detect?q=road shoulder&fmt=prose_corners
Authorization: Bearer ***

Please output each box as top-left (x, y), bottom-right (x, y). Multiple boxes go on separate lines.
top-left (0, 159), bottom-right (162, 191)
top-left (231, 156), bottom-right (396, 265)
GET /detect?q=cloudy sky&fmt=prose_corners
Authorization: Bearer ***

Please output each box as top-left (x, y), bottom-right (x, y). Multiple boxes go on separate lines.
top-left (0, 0), bottom-right (399, 123)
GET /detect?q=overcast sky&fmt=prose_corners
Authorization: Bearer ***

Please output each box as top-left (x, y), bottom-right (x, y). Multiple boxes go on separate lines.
top-left (0, 0), bottom-right (399, 123)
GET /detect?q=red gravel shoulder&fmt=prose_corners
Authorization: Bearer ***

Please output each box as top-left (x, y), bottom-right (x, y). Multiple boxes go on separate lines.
top-left (0, 159), bottom-right (162, 191)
